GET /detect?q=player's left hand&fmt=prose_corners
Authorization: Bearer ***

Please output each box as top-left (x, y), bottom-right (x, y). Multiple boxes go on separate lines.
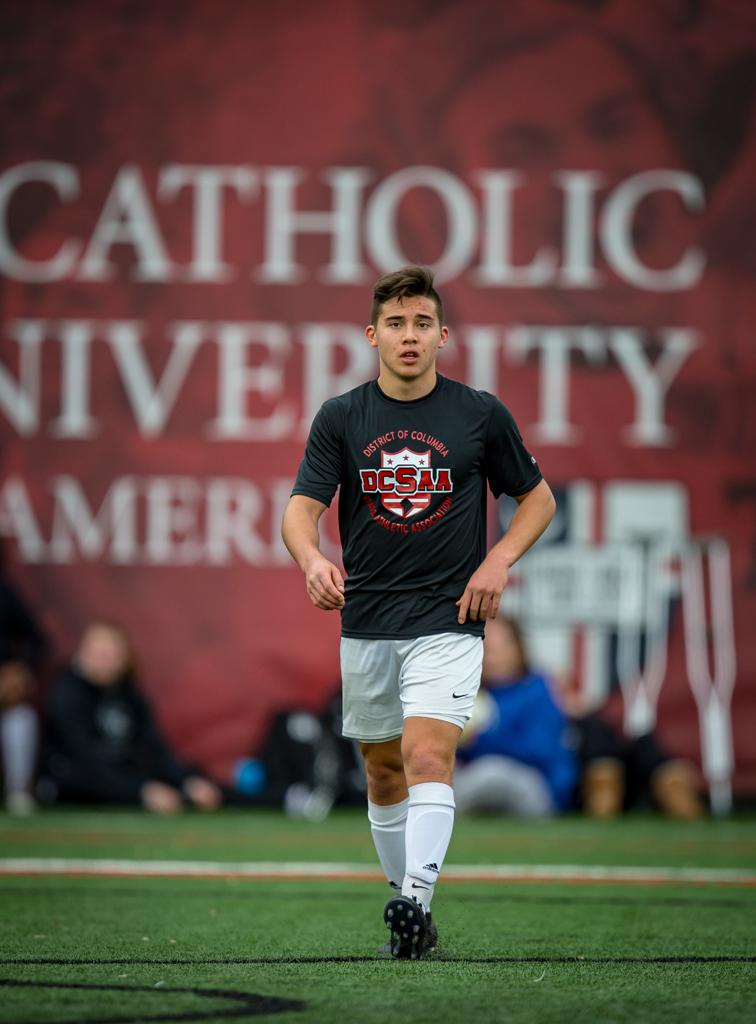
top-left (456, 559), bottom-right (509, 623)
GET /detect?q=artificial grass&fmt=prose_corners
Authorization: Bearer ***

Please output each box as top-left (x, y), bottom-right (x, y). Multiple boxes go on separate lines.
top-left (3, 807), bottom-right (756, 867)
top-left (1, 809), bottom-right (754, 1023)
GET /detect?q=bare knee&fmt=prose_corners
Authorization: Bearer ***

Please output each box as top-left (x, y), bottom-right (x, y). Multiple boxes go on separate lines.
top-left (401, 718), bottom-right (460, 786)
top-left (402, 743), bottom-right (455, 785)
top-left (366, 762), bottom-right (404, 802)
top-left (361, 740), bottom-right (407, 804)
top-left (401, 729), bottom-right (452, 782)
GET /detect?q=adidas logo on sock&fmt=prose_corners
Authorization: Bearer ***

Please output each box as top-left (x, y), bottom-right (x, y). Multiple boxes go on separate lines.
top-left (422, 862), bottom-right (439, 874)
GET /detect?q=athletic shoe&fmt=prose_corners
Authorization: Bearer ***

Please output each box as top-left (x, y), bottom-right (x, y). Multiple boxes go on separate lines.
top-left (383, 895), bottom-right (437, 960)
top-left (377, 913), bottom-right (438, 956)
top-left (425, 911), bottom-right (438, 951)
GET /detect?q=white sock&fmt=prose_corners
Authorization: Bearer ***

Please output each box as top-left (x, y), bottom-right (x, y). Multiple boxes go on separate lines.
top-left (401, 782), bottom-right (455, 911)
top-left (368, 797), bottom-right (409, 893)
top-left (1, 704), bottom-right (38, 795)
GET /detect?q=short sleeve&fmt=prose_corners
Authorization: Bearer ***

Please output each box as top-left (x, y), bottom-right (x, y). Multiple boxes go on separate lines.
top-left (484, 398), bottom-right (543, 498)
top-left (291, 401), bottom-right (344, 507)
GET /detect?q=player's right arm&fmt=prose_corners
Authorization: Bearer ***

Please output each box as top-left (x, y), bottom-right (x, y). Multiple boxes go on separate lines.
top-left (282, 495), bottom-right (345, 611)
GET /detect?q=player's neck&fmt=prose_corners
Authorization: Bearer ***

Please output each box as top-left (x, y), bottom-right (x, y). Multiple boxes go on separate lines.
top-left (377, 368), bottom-right (438, 402)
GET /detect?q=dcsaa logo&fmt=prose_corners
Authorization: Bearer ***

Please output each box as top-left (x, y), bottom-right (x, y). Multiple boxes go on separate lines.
top-left (359, 448), bottom-right (452, 519)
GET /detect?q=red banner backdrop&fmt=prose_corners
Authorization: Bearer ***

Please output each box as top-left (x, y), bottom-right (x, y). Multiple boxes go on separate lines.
top-left (1, 0), bottom-right (755, 790)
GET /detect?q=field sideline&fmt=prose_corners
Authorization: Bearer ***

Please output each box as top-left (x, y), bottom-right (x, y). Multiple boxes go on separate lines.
top-left (1, 808), bottom-right (754, 1023)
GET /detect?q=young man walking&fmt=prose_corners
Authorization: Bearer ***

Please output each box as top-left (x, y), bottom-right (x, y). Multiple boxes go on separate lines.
top-left (282, 266), bottom-right (555, 959)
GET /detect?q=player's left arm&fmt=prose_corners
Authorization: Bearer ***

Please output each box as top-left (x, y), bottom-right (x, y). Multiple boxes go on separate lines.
top-left (456, 479), bottom-right (555, 624)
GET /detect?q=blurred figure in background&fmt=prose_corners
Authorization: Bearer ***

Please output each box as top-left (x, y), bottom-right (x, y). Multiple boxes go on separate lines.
top-left (232, 693), bottom-right (366, 820)
top-left (456, 616), bottom-right (704, 819)
top-left (576, 704), bottom-right (704, 821)
top-left (40, 621), bottom-right (222, 813)
top-left (0, 575), bottom-right (48, 814)
top-left (455, 616), bottom-right (578, 817)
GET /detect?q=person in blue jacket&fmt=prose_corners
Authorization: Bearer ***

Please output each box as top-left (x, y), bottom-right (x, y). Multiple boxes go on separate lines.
top-left (454, 615), bottom-right (578, 817)
top-left (455, 614), bottom-right (704, 819)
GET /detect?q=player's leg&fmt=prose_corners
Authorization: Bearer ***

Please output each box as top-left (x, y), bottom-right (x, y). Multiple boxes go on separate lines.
top-left (399, 715), bottom-right (459, 910)
top-left (361, 737), bottom-right (408, 893)
top-left (340, 638), bottom-right (407, 894)
top-left (397, 632), bottom-right (483, 912)
top-left (381, 633), bottom-right (482, 958)
top-left (379, 716), bottom-right (457, 958)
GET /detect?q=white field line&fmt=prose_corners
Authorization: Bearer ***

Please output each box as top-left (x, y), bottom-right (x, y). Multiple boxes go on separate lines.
top-left (1, 858), bottom-right (755, 886)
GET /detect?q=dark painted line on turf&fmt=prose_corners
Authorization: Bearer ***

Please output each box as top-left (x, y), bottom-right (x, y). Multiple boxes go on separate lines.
top-left (2, 955), bottom-right (754, 965)
top-left (0, 978), bottom-right (304, 1024)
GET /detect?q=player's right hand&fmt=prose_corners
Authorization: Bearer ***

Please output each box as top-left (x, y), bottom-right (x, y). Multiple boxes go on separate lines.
top-left (304, 556), bottom-right (346, 611)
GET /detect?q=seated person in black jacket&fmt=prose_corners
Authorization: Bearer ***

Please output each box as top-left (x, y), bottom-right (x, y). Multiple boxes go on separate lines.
top-left (41, 620), bottom-right (221, 813)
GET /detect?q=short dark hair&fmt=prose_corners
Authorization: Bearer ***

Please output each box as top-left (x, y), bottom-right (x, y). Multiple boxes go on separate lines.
top-left (370, 265), bottom-right (444, 326)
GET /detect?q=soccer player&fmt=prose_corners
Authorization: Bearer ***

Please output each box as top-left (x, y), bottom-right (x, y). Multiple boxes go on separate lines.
top-left (282, 266), bottom-right (555, 959)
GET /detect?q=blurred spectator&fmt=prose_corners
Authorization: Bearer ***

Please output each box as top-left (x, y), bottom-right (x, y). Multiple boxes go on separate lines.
top-left (576, 709), bottom-right (704, 821)
top-left (455, 616), bottom-right (704, 819)
top-left (0, 577), bottom-right (48, 814)
top-left (455, 616), bottom-right (579, 817)
top-left (39, 621), bottom-right (222, 813)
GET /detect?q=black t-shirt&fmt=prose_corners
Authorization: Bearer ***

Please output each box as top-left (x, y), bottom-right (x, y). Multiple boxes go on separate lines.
top-left (292, 374), bottom-right (542, 639)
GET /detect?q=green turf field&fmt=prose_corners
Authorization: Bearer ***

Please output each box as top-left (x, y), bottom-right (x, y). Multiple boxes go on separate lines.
top-left (1, 809), bottom-right (754, 1023)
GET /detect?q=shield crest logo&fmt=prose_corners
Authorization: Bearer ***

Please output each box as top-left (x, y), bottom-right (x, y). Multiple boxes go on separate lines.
top-left (380, 448), bottom-right (431, 518)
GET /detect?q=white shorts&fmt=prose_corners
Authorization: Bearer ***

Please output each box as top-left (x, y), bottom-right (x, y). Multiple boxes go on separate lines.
top-left (340, 632), bottom-right (484, 742)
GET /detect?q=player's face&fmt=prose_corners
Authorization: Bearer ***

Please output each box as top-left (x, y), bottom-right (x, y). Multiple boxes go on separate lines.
top-left (366, 295), bottom-right (448, 395)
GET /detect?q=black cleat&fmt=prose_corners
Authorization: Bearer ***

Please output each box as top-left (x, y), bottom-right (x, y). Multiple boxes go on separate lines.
top-left (425, 911), bottom-right (438, 952)
top-left (383, 896), bottom-right (437, 960)
top-left (377, 910), bottom-right (437, 956)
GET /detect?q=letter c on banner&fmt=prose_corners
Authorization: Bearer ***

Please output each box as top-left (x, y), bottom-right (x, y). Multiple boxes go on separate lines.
top-left (0, 162), bottom-right (81, 281)
top-left (600, 170), bottom-right (705, 291)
